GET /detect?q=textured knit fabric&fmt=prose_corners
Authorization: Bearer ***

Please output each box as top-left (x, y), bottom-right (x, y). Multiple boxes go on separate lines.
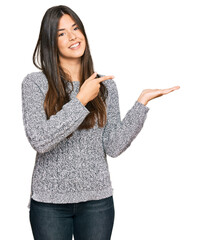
top-left (21, 71), bottom-right (150, 209)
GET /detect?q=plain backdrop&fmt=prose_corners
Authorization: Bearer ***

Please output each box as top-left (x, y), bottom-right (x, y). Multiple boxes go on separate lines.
top-left (1, 0), bottom-right (201, 239)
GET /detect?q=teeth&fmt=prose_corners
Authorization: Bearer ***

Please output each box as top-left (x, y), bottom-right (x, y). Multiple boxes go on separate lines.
top-left (70, 43), bottom-right (80, 48)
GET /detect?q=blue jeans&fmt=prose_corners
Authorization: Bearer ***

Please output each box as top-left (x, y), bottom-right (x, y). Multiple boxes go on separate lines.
top-left (29, 195), bottom-right (115, 240)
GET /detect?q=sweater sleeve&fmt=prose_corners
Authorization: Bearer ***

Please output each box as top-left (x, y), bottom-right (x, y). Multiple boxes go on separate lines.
top-left (102, 79), bottom-right (150, 158)
top-left (21, 74), bottom-right (90, 154)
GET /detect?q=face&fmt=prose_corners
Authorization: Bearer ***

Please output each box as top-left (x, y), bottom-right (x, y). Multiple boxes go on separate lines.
top-left (57, 14), bottom-right (86, 61)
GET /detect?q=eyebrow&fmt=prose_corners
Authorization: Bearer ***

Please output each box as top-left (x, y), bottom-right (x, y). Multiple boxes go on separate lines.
top-left (57, 23), bottom-right (77, 32)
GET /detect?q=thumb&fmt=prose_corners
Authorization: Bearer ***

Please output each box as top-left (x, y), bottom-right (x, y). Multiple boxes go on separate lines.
top-left (88, 72), bottom-right (98, 81)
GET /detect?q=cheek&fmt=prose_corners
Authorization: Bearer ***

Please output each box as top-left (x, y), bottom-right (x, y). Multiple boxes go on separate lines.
top-left (82, 41), bottom-right (86, 49)
top-left (80, 36), bottom-right (86, 47)
top-left (58, 39), bottom-right (69, 49)
top-left (78, 32), bottom-right (86, 41)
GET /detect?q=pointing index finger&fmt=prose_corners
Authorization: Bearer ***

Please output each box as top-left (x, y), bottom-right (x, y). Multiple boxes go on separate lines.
top-left (97, 75), bottom-right (115, 83)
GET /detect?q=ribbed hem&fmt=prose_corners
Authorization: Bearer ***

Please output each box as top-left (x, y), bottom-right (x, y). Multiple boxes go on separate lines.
top-left (135, 100), bottom-right (150, 113)
top-left (27, 187), bottom-right (114, 209)
top-left (70, 96), bottom-right (90, 114)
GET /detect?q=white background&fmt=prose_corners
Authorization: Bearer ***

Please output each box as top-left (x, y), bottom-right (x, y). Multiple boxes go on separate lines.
top-left (1, 0), bottom-right (201, 239)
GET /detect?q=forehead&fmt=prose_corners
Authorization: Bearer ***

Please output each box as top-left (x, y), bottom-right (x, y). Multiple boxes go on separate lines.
top-left (58, 14), bottom-right (75, 28)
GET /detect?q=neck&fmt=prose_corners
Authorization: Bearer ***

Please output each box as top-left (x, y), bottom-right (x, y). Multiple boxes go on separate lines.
top-left (59, 57), bottom-right (82, 82)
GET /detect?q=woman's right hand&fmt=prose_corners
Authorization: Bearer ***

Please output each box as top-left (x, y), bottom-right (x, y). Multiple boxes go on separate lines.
top-left (76, 72), bottom-right (115, 106)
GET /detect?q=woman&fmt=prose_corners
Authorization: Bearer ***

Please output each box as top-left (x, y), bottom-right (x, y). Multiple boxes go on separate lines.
top-left (21, 5), bottom-right (180, 240)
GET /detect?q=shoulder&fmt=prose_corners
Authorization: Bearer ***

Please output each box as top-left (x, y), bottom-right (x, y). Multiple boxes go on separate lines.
top-left (98, 74), bottom-right (119, 105)
top-left (22, 71), bottom-right (48, 93)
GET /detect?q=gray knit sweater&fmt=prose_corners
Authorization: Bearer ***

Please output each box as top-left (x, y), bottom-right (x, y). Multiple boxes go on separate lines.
top-left (21, 71), bottom-right (150, 209)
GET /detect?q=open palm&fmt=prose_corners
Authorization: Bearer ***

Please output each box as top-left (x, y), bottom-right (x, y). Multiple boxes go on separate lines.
top-left (137, 86), bottom-right (180, 105)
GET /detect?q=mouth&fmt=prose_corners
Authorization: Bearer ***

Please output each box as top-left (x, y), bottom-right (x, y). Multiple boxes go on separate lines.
top-left (69, 42), bottom-right (81, 50)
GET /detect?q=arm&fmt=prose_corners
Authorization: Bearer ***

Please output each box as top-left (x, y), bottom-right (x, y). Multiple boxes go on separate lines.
top-left (21, 74), bottom-right (90, 154)
top-left (102, 79), bottom-right (150, 158)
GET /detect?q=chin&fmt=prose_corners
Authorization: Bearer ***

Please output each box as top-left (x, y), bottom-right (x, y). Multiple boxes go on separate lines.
top-left (69, 49), bottom-right (85, 57)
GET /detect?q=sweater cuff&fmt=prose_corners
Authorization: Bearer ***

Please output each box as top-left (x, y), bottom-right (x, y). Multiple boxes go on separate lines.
top-left (134, 100), bottom-right (150, 114)
top-left (63, 96), bottom-right (90, 115)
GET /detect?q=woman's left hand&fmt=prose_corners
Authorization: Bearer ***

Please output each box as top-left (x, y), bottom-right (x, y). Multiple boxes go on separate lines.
top-left (137, 86), bottom-right (180, 106)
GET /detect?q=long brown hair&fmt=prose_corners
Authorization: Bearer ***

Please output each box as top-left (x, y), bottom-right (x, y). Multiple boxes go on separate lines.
top-left (33, 5), bottom-right (108, 139)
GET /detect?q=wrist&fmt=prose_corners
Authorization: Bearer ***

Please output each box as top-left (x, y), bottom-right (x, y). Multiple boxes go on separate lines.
top-left (76, 93), bottom-right (88, 106)
top-left (137, 97), bottom-right (148, 106)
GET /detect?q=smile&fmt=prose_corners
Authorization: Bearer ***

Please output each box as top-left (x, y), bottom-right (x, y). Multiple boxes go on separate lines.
top-left (69, 42), bottom-right (80, 50)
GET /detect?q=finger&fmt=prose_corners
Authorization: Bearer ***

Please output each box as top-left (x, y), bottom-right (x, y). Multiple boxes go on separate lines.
top-left (161, 89), bottom-right (176, 94)
top-left (97, 75), bottom-right (115, 83)
top-left (88, 72), bottom-right (98, 80)
top-left (172, 86), bottom-right (180, 90)
top-left (157, 88), bottom-right (177, 94)
top-left (164, 86), bottom-right (180, 91)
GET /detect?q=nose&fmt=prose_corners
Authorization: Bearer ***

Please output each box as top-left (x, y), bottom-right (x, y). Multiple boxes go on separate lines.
top-left (68, 31), bottom-right (76, 41)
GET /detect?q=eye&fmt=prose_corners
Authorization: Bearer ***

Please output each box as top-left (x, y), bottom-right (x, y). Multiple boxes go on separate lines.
top-left (58, 32), bottom-right (65, 37)
top-left (58, 27), bottom-right (80, 37)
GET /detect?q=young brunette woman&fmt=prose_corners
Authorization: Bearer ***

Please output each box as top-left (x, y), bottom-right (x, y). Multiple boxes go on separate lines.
top-left (21, 5), bottom-right (180, 240)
